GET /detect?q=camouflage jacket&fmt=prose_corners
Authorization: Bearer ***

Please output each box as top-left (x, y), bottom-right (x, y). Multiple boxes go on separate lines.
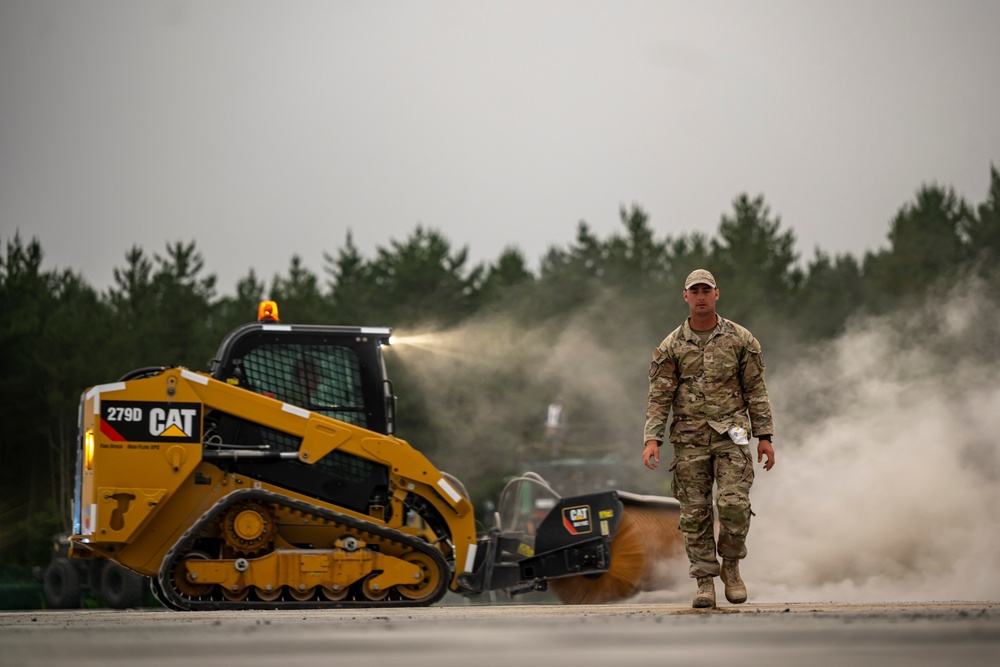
top-left (644, 315), bottom-right (774, 446)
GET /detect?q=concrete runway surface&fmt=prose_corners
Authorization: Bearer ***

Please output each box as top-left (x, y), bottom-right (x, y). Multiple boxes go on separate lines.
top-left (1, 600), bottom-right (998, 667)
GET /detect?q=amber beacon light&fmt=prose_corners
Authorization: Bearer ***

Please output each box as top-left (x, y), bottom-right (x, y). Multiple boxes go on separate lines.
top-left (257, 300), bottom-right (280, 322)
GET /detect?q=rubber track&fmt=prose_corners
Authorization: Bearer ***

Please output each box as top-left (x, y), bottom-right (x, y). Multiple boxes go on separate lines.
top-left (156, 488), bottom-right (452, 610)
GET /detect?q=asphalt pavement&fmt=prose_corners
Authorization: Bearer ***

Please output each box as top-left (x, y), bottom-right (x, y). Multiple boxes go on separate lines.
top-left (1, 601), bottom-right (997, 667)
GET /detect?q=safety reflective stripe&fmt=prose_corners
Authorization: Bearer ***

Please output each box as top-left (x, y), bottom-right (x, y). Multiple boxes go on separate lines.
top-left (436, 478), bottom-right (462, 503)
top-left (463, 544), bottom-right (478, 574)
top-left (86, 382), bottom-right (126, 414)
top-left (180, 369), bottom-right (209, 385)
top-left (282, 403), bottom-right (310, 419)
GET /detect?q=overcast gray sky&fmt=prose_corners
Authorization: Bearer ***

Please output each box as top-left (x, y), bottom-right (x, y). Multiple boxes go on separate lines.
top-left (2, 0), bottom-right (998, 295)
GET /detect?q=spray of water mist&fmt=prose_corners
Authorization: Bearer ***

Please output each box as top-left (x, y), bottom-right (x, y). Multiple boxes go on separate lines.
top-left (387, 332), bottom-right (450, 353)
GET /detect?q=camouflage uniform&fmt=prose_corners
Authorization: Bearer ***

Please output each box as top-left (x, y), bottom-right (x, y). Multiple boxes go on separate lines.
top-left (645, 315), bottom-right (773, 578)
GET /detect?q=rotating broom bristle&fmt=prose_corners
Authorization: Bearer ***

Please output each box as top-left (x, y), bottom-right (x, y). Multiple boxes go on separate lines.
top-left (548, 505), bottom-right (684, 605)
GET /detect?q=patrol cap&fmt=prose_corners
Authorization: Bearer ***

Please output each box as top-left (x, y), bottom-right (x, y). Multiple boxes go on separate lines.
top-left (684, 269), bottom-right (717, 290)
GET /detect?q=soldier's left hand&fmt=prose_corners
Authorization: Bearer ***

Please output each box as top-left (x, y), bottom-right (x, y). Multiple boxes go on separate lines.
top-left (757, 440), bottom-right (775, 471)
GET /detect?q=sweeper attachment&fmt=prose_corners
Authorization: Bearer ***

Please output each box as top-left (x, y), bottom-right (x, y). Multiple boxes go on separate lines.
top-left (479, 472), bottom-right (685, 604)
top-left (68, 303), bottom-right (683, 609)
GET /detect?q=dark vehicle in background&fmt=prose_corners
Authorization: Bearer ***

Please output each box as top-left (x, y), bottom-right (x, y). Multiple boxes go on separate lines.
top-left (38, 533), bottom-right (146, 609)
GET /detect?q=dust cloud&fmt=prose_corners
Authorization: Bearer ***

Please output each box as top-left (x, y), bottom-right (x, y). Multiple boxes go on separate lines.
top-left (745, 283), bottom-right (1000, 603)
top-left (390, 280), bottom-right (1000, 604)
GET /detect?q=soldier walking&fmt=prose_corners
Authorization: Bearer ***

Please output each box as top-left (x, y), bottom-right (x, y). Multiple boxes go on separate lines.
top-left (642, 269), bottom-right (776, 608)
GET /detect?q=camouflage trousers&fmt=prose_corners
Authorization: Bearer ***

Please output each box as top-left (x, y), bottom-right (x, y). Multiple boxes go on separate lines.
top-left (669, 431), bottom-right (755, 578)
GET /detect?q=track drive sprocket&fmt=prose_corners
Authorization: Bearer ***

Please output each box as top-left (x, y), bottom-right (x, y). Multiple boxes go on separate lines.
top-left (219, 499), bottom-right (276, 555)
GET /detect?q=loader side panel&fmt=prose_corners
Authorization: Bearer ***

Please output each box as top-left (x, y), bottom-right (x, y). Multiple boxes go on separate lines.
top-left (74, 380), bottom-right (205, 548)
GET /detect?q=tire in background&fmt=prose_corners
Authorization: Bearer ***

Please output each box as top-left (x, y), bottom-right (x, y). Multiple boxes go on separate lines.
top-left (43, 558), bottom-right (81, 609)
top-left (99, 564), bottom-right (145, 609)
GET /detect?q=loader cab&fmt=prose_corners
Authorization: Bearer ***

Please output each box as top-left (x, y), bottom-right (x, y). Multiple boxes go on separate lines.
top-left (209, 320), bottom-right (396, 435)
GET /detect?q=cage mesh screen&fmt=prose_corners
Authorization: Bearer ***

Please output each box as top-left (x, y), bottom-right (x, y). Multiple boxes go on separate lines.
top-left (241, 343), bottom-right (368, 428)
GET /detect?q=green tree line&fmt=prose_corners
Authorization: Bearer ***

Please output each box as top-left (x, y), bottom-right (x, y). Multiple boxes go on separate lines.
top-left (2, 164), bottom-right (998, 572)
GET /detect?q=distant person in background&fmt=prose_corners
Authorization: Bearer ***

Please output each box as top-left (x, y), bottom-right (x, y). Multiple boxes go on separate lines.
top-left (642, 269), bottom-right (776, 609)
top-left (545, 399), bottom-right (566, 457)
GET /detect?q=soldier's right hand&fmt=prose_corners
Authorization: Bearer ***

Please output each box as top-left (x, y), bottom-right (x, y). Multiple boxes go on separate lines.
top-left (642, 441), bottom-right (660, 470)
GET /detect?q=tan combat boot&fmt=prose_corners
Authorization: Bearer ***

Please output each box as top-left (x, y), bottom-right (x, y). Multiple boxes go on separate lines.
top-left (692, 576), bottom-right (716, 608)
top-left (721, 559), bottom-right (747, 604)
